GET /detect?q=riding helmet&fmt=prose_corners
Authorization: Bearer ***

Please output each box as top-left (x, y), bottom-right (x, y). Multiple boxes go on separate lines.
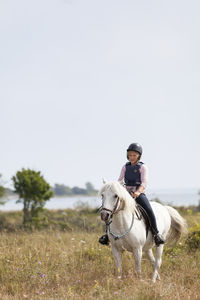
top-left (127, 143), bottom-right (143, 155)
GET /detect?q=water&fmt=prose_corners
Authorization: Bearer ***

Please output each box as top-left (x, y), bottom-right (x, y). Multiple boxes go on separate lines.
top-left (147, 191), bottom-right (199, 207)
top-left (1, 190), bottom-right (199, 211)
top-left (0, 196), bottom-right (101, 211)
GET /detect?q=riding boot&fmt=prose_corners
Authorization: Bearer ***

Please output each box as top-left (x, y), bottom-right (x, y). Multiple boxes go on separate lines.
top-left (153, 232), bottom-right (165, 246)
top-left (99, 233), bottom-right (109, 245)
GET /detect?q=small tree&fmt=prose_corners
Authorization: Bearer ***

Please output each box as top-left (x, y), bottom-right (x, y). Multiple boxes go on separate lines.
top-left (0, 185), bottom-right (5, 198)
top-left (12, 168), bottom-right (53, 226)
top-left (0, 174), bottom-right (6, 205)
top-left (197, 190), bottom-right (200, 212)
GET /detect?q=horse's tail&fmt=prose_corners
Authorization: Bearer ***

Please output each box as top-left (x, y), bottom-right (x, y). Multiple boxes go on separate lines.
top-left (165, 205), bottom-right (187, 243)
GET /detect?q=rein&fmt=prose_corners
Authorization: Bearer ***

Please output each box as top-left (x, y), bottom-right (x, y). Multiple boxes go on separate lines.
top-left (107, 213), bottom-right (135, 241)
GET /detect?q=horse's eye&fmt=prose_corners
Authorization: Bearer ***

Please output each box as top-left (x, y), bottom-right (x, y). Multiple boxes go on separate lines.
top-left (101, 194), bottom-right (104, 199)
top-left (114, 194), bottom-right (118, 198)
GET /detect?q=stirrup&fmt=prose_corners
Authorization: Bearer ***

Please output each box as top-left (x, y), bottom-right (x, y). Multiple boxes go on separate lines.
top-left (99, 234), bottom-right (109, 245)
top-left (154, 233), bottom-right (165, 246)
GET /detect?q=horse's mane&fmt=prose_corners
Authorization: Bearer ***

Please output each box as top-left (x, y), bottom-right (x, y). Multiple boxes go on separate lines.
top-left (99, 181), bottom-right (136, 211)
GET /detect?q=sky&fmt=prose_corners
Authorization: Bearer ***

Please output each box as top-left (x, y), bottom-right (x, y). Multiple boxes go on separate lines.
top-left (1, 0), bottom-right (200, 191)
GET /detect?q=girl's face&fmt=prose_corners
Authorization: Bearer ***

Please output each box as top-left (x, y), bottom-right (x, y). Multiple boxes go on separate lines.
top-left (127, 151), bottom-right (140, 164)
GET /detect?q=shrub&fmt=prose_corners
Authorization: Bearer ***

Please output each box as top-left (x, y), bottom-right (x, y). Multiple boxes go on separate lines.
top-left (186, 224), bottom-right (200, 251)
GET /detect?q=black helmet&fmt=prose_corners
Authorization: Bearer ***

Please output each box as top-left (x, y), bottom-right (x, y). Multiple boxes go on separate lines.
top-left (127, 143), bottom-right (143, 155)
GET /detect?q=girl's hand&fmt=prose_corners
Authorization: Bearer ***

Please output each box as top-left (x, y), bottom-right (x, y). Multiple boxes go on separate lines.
top-left (133, 191), bottom-right (140, 198)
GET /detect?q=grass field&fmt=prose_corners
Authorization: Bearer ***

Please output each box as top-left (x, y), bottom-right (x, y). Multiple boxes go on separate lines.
top-left (0, 208), bottom-right (200, 299)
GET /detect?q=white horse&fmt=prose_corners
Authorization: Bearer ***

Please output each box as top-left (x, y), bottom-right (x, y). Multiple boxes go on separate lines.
top-left (99, 181), bottom-right (187, 282)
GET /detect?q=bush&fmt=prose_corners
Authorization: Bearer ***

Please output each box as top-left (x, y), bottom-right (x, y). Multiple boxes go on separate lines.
top-left (186, 224), bottom-right (200, 251)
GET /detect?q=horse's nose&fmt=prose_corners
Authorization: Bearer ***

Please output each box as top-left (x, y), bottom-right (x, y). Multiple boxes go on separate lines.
top-left (101, 211), bottom-right (109, 221)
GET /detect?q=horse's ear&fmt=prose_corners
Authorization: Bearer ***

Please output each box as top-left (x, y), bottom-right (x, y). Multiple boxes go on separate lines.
top-left (102, 178), bottom-right (107, 184)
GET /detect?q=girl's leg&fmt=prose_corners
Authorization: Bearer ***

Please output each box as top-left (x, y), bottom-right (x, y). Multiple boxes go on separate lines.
top-left (136, 193), bottom-right (165, 246)
top-left (136, 193), bottom-right (158, 234)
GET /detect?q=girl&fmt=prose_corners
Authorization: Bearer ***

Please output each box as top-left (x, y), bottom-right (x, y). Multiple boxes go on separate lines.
top-left (99, 143), bottom-right (165, 246)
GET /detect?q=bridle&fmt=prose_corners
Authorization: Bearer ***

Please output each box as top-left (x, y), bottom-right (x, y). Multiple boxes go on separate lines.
top-left (100, 195), bottom-right (135, 241)
top-left (102, 196), bottom-right (122, 219)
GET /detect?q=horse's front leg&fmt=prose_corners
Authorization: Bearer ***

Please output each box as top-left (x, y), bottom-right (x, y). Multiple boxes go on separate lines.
top-left (111, 245), bottom-right (123, 277)
top-left (133, 247), bottom-right (142, 278)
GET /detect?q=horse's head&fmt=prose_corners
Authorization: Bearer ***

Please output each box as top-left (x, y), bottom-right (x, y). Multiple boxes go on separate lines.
top-left (99, 181), bottom-right (126, 223)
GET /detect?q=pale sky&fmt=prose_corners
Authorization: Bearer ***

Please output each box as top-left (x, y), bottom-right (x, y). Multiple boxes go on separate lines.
top-left (1, 0), bottom-right (200, 190)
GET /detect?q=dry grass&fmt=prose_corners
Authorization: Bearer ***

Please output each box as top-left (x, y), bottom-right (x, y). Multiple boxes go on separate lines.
top-left (0, 227), bottom-right (200, 300)
top-left (0, 208), bottom-right (199, 299)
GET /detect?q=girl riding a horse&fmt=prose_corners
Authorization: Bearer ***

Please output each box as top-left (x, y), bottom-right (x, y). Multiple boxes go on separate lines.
top-left (99, 142), bottom-right (165, 246)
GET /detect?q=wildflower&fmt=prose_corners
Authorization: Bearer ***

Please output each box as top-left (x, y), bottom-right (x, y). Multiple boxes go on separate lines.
top-left (93, 280), bottom-right (99, 289)
top-left (114, 291), bottom-right (118, 295)
top-left (55, 274), bottom-right (59, 280)
top-left (68, 287), bottom-right (73, 297)
top-left (38, 261), bottom-right (42, 265)
top-left (37, 272), bottom-right (46, 278)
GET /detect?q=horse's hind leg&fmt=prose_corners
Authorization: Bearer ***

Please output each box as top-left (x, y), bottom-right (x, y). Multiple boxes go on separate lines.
top-left (145, 249), bottom-right (161, 281)
top-left (146, 248), bottom-right (155, 266)
top-left (152, 245), bottom-right (164, 283)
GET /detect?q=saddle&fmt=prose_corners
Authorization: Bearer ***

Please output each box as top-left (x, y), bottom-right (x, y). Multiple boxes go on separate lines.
top-left (135, 204), bottom-right (152, 237)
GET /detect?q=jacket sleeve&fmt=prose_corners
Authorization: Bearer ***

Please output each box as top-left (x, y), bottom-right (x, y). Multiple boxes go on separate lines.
top-left (118, 165), bottom-right (126, 182)
top-left (140, 164), bottom-right (148, 188)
